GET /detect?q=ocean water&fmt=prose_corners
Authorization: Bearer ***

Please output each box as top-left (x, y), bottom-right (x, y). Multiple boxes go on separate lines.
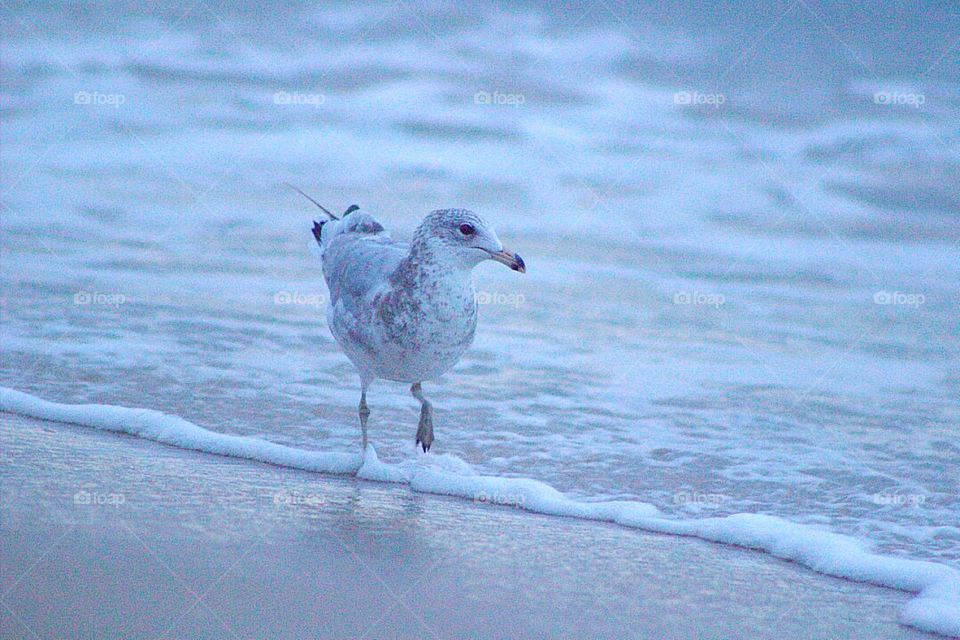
top-left (2, 0), bottom-right (958, 589)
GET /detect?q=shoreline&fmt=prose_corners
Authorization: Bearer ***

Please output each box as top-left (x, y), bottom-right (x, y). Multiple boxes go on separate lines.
top-left (1, 406), bottom-right (948, 639)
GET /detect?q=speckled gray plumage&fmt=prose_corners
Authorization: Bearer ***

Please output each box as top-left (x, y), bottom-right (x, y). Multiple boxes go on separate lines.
top-left (313, 205), bottom-right (523, 452)
top-left (320, 209), bottom-right (486, 384)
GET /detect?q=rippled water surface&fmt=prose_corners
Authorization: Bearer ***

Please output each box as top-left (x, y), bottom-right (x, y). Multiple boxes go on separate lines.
top-left (2, 1), bottom-right (958, 568)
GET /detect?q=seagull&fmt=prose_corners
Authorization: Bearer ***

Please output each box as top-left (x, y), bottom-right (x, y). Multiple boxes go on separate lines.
top-left (291, 186), bottom-right (525, 452)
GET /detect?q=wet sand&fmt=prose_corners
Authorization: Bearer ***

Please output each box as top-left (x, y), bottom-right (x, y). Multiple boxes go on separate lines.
top-left (1, 414), bottom-right (937, 639)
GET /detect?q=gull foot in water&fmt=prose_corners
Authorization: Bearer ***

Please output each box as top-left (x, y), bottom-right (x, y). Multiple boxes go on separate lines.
top-left (412, 383), bottom-right (434, 452)
top-left (415, 405), bottom-right (434, 452)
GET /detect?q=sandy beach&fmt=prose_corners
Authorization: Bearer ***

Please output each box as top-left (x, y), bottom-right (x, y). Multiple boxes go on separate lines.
top-left (2, 413), bottom-right (937, 639)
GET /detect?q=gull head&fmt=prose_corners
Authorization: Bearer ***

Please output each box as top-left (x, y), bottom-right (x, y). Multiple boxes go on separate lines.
top-left (416, 209), bottom-right (525, 273)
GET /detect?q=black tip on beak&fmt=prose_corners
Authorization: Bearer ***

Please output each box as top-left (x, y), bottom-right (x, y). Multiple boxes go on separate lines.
top-left (488, 248), bottom-right (526, 273)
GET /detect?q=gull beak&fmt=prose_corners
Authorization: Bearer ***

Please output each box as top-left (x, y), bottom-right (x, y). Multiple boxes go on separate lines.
top-left (487, 247), bottom-right (526, 273)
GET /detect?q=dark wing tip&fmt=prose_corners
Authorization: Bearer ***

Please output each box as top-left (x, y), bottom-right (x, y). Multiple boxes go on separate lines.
top-left (343, 204), bottom-right (360, 216)
top-left (311, 220), bottom-right (325, 244)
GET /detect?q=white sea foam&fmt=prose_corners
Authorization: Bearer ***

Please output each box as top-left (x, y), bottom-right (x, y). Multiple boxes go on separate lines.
top-left (2, 386), bottom-right (957, 637)
top-left (1, 387), bottom-right (359, 474)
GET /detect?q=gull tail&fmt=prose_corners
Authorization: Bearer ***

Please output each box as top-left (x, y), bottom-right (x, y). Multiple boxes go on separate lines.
top-left (284, 183), bottom-right (362, 248)
top-left (311, 220), bottom-right (326, 245)
top-left (313, 205), bottom-right (364, 246)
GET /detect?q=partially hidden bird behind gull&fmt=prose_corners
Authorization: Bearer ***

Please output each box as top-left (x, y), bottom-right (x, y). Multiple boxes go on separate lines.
top-left (293, 187), bottom-right (525, 452)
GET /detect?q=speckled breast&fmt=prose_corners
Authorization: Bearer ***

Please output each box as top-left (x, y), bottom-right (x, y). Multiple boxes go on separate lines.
top-left (373, 289), bottom-right (479, 382)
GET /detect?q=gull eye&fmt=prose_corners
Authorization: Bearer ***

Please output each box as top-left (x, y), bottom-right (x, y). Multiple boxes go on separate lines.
top-left (458, 223), bottom-right (476, 236)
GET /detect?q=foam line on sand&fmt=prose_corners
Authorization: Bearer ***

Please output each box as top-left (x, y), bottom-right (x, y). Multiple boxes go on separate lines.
top-left (2, 386), bottom-right (957, 637)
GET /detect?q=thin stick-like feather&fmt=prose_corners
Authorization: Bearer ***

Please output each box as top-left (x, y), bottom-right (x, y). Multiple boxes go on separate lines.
top-left (283, 182), bottom-right (339, 220)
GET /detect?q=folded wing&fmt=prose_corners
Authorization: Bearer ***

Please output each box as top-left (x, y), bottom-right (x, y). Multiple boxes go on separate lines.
top-left (316, 211), bottom-right (405, 317)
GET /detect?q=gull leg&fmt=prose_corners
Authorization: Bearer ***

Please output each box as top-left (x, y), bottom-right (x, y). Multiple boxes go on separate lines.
top-left (358, 380), bottom-right (371, 451)
top-left (411, 382), bottom-right (434, 452)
